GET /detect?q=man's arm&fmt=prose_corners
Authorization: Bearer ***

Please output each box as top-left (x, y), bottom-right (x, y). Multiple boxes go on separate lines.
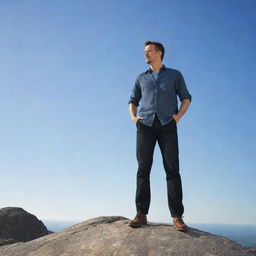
top-left (172, 99), bottom-right (191, 123)
top-left (129, 103), bottom-right (144, 123)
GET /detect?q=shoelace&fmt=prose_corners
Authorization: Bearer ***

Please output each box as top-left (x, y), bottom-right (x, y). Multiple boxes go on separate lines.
top-left (175, 218), bottom-right (184, 224)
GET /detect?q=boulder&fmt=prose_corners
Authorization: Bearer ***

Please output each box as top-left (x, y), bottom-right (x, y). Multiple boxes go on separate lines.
top-left (0, 207), bottom-right (48, 246)
top-left (0, 216), bottom-right (255, 256)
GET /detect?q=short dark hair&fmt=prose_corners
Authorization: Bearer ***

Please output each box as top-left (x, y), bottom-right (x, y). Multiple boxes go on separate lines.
top-left (145, 41), bottom-right (165, 60)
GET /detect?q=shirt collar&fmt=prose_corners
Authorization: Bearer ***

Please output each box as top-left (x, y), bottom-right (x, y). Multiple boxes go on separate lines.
top-left (147, 64), bottom-right (166, 74)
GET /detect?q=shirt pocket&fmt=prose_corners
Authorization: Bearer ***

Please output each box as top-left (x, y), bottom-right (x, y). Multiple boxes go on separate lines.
top-left (142, 81), bottom-right (155, 93)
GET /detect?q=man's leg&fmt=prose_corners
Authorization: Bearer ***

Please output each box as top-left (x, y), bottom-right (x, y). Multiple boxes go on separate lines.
top-left (135, 121), bottom-right (157, 214)
top-left (157, 119), bottom-right (184, 218)
top-left (129, 120), bottom-right (157, 228)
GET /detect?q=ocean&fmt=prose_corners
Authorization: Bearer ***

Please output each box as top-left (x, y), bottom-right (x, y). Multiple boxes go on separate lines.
top-left (190, 223), bottom-right (256, 248)
top-left (43, 220), bottom-right (256, 248)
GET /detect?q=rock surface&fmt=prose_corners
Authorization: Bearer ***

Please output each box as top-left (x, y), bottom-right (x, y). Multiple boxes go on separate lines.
top-left (0, 207), bottom-right (48, 246)
top-left (247, 248), bottom-right (256, 256)
top-left (0, 216), bottom-right (255, 256)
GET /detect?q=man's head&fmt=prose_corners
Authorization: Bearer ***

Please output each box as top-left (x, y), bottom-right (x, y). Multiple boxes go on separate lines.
top-left (144, 41), bottom-right (165, 65)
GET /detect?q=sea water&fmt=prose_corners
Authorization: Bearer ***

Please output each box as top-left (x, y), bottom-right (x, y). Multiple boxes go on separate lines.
top-left (189, 223), bottom-right (256, 248)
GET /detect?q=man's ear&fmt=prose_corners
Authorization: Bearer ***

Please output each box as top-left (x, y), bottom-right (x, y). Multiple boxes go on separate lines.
top-left (157, 51), bottom-right (162, 59)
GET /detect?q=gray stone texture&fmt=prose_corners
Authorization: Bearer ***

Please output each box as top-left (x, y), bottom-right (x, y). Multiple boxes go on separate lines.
top-left (0, 216), bottom-right (255, 256)
top-left (0, 207), bottom-right (48, 246)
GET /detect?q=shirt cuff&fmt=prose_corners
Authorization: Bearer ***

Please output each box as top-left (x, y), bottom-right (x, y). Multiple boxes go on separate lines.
top-left (128, 99), bottom-right (139, 106)
top-left (181, 95), bottom-right (192, 102)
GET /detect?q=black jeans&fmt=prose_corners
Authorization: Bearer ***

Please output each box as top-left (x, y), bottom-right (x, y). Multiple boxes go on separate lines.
top-left (135, 115), bottom-right (184, 217)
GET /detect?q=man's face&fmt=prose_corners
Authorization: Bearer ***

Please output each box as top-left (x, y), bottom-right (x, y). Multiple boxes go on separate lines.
top-left (144, 44), bottom-right (160, 64)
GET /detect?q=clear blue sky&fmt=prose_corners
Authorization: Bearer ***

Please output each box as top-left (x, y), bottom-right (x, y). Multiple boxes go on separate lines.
top-left (0, 0), bottom-right (255, 225)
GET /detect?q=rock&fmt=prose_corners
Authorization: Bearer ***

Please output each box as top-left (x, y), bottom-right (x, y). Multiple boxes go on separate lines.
top-left (0, 207), bottom-right (48, 246)
top-left (0, 216), bottom-right (255, 256)
top-left (246, 248), bottom-right (256, 256)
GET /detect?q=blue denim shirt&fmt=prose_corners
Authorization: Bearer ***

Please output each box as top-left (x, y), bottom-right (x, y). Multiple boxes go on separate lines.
top-left (129, 65), bottom-right (192, 126)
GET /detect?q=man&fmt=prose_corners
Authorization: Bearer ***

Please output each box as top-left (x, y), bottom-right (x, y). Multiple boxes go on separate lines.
top-left (128, 41), bottom-right (191, 231)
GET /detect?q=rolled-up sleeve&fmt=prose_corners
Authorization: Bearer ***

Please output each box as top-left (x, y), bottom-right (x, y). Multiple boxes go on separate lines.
top-left (175, 71), bottom-right (192, 102)
top-left (128, 77), bottom-right (141, 106)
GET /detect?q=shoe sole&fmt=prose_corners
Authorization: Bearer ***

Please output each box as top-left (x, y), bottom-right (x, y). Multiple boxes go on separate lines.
top-left (174, 225), bottom-right (187, 232)
top-left (128, 222), bottom-right (147, 228)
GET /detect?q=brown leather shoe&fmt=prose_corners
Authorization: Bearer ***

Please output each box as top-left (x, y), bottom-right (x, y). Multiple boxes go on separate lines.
top-left (173, 217), bottom-right (187, 231)
top-left (128, 213), bottom-right (147, 228)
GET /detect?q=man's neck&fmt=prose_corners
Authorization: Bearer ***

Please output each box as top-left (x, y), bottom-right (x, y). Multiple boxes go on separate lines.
top-left (150, 62), bottom-right (163, 72)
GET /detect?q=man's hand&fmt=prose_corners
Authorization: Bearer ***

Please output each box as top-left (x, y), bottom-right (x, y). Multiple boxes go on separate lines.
top-left (132, 116), bottom-right (144, 123)
top-left (129, 103), bottom-right (143, 124)
top-left (172, 114), bottom-right (181, 123)
top-left (172, 99), bottom-right (191, 123)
